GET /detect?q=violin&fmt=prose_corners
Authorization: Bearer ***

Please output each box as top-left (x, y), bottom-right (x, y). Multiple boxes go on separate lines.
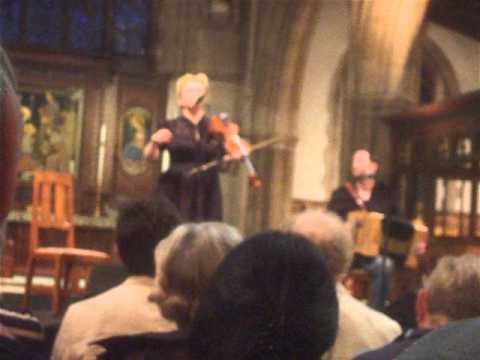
top-left (208, 113), bottom-right (262, 189)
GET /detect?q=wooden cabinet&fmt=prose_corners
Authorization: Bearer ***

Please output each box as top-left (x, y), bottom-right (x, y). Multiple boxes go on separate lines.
top-left (387, 90), bottom-right (480, 255)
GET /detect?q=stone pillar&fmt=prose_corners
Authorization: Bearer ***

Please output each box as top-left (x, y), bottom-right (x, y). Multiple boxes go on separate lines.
top-left (243, 0), bottom-right (321, 233)
top-left (342, 0), bottom-right (429, 178)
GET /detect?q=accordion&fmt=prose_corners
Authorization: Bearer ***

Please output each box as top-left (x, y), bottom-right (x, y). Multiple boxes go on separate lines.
top-left (347, 210), bottom-right (428, 267)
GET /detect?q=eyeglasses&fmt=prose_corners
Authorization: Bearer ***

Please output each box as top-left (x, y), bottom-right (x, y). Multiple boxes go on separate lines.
top-left (353, 174), bottom-right (376, 182)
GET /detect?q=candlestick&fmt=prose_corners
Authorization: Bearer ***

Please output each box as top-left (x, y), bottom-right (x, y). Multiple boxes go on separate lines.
top-left (95, 123), bottom-right (107, 217)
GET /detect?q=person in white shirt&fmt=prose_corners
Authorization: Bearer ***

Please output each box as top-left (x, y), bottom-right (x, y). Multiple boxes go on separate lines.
top-left (289, 209), bottom-right (402, 360)
top-left (52, 197), bottom-right (181, 360)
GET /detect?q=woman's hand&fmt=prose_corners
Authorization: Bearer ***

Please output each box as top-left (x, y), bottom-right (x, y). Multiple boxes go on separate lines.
top-left (151, 128), bottom-right (173, 145)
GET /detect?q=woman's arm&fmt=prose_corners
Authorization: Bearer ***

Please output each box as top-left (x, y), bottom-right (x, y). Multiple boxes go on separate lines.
top-left (144, 128), bottom-right (173, 161)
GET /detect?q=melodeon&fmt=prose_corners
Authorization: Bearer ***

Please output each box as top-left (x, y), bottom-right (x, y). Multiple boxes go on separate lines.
top-left (347, 210), bottom-right (428, 267)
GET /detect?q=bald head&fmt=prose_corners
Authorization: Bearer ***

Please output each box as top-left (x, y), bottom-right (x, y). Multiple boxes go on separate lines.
top-left (289, 210), bottom-right (353, 280)
top-left (351, 149), bottom-right (378, 178)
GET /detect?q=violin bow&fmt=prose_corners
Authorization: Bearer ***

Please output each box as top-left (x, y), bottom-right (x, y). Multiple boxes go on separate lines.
top-left (188, 136), bottom-right (290, 176)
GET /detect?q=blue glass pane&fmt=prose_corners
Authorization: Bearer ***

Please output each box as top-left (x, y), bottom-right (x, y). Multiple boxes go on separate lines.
top-left (69, 0), bottom-right (105, 51)
top-left (0, 0), bottom-right (22, 44)
top-left (113, 0), bottom-right (149, 56)
top-left (26, 0), bottom-right (63, 48)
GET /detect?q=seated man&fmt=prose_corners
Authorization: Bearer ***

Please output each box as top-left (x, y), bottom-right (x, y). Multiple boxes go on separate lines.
top-left (355, 253), bottom-right (480, 360)
top-left (290, 210), bottom-right (402, 360)
top-left (52, 197), bottom-right (181, 360)
top-left (327, 149), bottom-right (399, 310)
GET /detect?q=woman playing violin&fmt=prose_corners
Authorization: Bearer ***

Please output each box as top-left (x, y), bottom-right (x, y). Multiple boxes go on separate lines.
top-left (144, 73), bottom-right (227, 221)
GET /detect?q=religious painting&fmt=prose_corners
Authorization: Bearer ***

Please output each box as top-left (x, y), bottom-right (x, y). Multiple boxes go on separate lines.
top-left (119, 106), bottom-right (152, 175)
top-left (17, 88), bottom-right (84, 181)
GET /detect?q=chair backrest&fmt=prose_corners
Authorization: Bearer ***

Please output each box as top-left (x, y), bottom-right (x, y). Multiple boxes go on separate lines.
top-left (30, 170), bottom-right (75, 252)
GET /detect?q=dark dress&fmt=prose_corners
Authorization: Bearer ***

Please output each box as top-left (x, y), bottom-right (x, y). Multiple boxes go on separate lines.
top-left (155, 115), bottom-right (225, 222)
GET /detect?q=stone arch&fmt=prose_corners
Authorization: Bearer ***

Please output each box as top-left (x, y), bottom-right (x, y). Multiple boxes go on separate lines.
top-left (421, 36), bottom-right (460, 98)
top-left (243, 0), bottom-right (321, 232)
top-left (323, 35), bottom-right (459, 195)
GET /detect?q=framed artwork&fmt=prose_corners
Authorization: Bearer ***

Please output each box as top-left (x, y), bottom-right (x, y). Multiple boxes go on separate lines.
top-left (18, 87), bottom-right (84, 181)
top-left (119, 106), bottom-right (152, 175)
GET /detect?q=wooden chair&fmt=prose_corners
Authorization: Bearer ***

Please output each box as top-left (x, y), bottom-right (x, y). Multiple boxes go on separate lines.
top-left (23, 170), bottom-right (110, 314)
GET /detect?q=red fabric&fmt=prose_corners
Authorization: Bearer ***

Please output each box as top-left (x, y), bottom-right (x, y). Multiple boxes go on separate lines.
top-left (0, 80), bottom-right (22, 222)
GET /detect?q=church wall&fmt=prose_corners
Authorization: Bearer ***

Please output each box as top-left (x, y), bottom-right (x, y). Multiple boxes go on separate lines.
top-left (426, 23), bottom-right (480, 93)
top-left (292, 10), bottom-right (480, 208)
top-left (292, 0), bottom-right (349, 204)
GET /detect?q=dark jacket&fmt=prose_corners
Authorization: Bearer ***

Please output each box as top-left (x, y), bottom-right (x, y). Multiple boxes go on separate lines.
top-left (95, 331), bottom-right (190, 360)
top-left (352, 328), bottom-right (430, 360)
top-left (396, 318), bottom-right (480, 360)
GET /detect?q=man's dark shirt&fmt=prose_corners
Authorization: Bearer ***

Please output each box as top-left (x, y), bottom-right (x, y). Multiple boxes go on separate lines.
top-left (327, 181), bottom-right (399, 220)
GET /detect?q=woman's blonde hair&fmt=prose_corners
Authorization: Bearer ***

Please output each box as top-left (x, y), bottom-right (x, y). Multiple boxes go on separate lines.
top-left (150, 222), bottom-right (241, 329)
top-left (175, 72), bottom-right (209, 106)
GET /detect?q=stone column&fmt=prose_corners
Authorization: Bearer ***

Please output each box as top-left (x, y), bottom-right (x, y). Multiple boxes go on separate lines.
top-left (342, 0), bottom-right (429, 178)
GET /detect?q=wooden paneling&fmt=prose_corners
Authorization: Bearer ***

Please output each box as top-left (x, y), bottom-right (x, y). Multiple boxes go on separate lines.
top-left (10, 50), bottom-right (110, 214)
top-left (113, 76), bottom-right (167, 198)
top-left (386, 90), bottom-right (480, 255)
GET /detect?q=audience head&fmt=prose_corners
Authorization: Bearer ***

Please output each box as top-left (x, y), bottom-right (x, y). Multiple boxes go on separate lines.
top-left (116, 196), bottom-right (181, 277)
top-left (150, 222), bottom-right (242, 330)
top-left (421, 254), bottom-right (480, 327)
top-left (289, 209), bottom-right (353, 281)
top-left (189, 230), bottom-right (338, 360)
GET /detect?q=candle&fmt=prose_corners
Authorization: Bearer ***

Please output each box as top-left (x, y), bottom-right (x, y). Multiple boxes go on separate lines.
top-left (96, 123), bottom-right (107, 190)
top-left (99, 122), bottom-right (107, 143)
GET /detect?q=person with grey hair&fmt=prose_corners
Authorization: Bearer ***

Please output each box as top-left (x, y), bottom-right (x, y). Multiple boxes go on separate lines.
top-left (290, 209), bottom-right (401, 360)
top-left (96, 222), bottom-right (242, 359)
top-left (151, 222), bottom-right (242, 330)
top-left (422, 254), bottom-right (480, 325)
top-left (355, 254), bottom-right (480, 360)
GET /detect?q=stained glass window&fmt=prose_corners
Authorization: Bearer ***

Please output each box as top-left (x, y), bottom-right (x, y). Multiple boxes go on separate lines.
top-left (0, 0), bottom-right (22, 44)
top-left (1, 0), bottom-right (151, 56)
top-left (26, 0), bottom-right (64, 48)
top-left (113, 0), bottom-right (149, 56)
top-left (69, 0), bottom-right (105, 51)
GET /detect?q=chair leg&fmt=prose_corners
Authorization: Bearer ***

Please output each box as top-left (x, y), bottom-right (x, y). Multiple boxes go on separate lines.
top-left (52, 256), bottom-right (63, 315)
top-left (61, 258), bottom-right (75, 310)
top-left (22, 256), bottom-right (36, 313)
